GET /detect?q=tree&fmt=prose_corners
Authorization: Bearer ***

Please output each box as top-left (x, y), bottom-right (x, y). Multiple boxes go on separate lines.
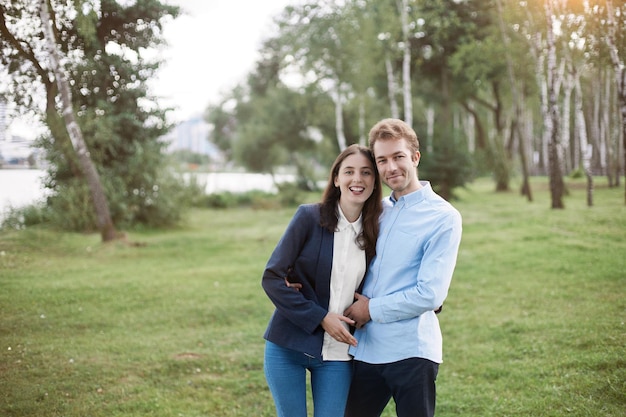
top-left (0, 0), bottom-right (181, 232)
top-left (207, 41), bottom-right (323, 189)
top-left (397, 0), bottom-right (413, 126)
top-left (573, 66), bottom-right (594, 206)
top-left (203, 0), bottom-right (625, 205)
top-left (545, 0), bottom-right (565, 209)
top-left (270, 1), bottom-right (389, 152)
top-left (604, 0), bottom-right (626, 203)
top-left (412, 0), bottom-right (493, 192)
top-left (39, 0), bottom-right (116, 241)
top-left (495, 0), bottom-right (532, 201)
top-left (270, 2), bottom-right (350, 151)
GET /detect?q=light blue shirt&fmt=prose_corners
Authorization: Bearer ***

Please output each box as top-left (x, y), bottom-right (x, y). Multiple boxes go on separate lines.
top-left (349, 181), bottom-right (462, 364)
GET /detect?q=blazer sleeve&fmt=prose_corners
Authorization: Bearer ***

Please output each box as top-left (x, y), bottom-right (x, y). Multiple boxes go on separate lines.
top-left (262, 205), bottom-right (329, 334)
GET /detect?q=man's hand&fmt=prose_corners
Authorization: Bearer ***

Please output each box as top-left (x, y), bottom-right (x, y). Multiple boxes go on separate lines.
top-left (344, 293), bottom-right (371, 328)
top-left (321, 313), bottom-right (357, 346)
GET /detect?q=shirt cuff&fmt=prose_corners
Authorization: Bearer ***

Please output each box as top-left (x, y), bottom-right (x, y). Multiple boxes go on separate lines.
top-left (368, 297), bottom-right (384, 323)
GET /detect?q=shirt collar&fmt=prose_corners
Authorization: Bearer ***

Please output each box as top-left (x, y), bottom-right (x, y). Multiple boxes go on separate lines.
top-left (390, 181), bottom-right (432, 206)
top-left (337, 203), bottom-right (363, 234)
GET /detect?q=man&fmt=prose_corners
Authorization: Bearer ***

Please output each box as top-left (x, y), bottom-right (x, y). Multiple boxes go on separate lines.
top-left (344, 118), bottom-right (462, 417)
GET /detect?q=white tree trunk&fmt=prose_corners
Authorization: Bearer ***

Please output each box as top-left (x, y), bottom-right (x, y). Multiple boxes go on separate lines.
top-left (539, 50), bottom-right (551, 174)
top-left (574, 71), bottom-right (593, 206)
top-left (528, 29), bottom-right (551, 174)
top-left (545, 0), bottom-right (565, 208)
top-left (592, 72), bottom-right (601, 171)
top-left (463, 103), bottom-right (475, 153)
top-left (39, 0), bottom-right (117, 241)
top-left (562, 69), bottom-right (573, 173)
top-left (598, 70), bottom-right (614, 177)
top-left (332, 80), bottom-right (347, 151)
top-left (605, 0), bottom-right (626, 202)
top-left (358, 98), bottom-right (366, 146)
top-left (385, 57), bottom-right (400, 119)
top-left (425, 106), bottom-right (435, 153)
top-left (397, 0), bottom-right (412, 126)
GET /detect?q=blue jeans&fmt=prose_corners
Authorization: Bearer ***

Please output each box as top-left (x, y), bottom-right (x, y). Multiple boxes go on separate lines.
top-left (264, 341), bottom-right (353, 417)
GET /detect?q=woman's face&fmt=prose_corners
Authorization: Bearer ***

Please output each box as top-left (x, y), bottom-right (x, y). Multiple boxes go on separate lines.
top-left (334, 152), bottom-right (376, 209)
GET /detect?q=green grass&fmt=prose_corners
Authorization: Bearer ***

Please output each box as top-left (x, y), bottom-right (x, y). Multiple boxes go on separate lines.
top-left (1, 177), bottom-right (625, 416)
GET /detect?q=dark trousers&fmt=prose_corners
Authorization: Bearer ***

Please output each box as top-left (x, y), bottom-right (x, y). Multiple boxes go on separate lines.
top-left (344, 357), bottom-right (439, 417)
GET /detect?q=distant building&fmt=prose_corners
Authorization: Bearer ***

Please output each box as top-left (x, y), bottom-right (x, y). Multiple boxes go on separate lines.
top-left (0, 99), bottom-right (6, 143)
top-left (160, 116), bottom-right (225, 166)
top-left (162, 117), bottom-right (218, 155)
top-left (0, 99), bottom-right (43, 168)
top-left (0, 134), bottom-right (38, 168)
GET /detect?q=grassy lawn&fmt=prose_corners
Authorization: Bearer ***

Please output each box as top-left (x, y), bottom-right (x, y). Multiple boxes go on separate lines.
top-left (1, 177), bottom-right (625, 416)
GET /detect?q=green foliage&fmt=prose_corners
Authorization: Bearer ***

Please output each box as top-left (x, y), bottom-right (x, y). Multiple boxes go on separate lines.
top-left (275, 182), bottom-right (308, 207)
top-left (414, 0), bottom-right (495, 79)
top-left (195, 187), bottom-right (308, 210)
top-left (209, 74), bottom-right (322, 187)
top-left (1, 177), bottom-right (624, 416)
top-left (569, 168), bottom-right (584, 179)
top-left (39, 128), bottom-right (190, 231)
top-left (205, 0), bottom-right (517, 195)
top-left (168, 150), bottom-right (212, 168)
top-left (200, 192), bottom-right (247, 209)
top-left (0, 1), bottom-right (180, 232)
top-left (45, 177), bottom-right (99, 232)
top-left (420, 129), bottom-right (474, 200)
top-left (240, 87), bottom-right (313, 157)
top-left (1, 171), bottom-right (204, 232)
top-left (0, 202), bottom-right (50, 230)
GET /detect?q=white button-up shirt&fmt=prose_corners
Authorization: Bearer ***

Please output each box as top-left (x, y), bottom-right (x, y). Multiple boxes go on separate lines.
top-left (322, 205), bottom-right (366, 361)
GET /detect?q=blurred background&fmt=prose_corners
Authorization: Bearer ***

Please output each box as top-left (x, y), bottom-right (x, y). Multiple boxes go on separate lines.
top-left (0, 0), bottom-right (624, 234)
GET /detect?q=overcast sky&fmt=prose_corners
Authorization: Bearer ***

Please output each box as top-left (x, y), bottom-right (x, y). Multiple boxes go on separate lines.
top-left (7, 0), bottom-right (294, 138)
top-left (152, 0), bottom-right (294, 123)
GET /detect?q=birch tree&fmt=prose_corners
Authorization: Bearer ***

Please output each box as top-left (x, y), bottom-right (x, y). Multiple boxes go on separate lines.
top-left (496, 0), bottom-right (532, 201)
top-left (1, 0), bottom-right (181, 231)
top-left (545, 0), bottom-right (565, 208)
top-left (397, 0), bottom-right (413, 125)
top-left (605, 0), bottom-right (626, 203)
top-left (369, 0), bottom-right (403, 120)
top-left (39, 0), bottom-right (117, 241)
top-left (574, 67), bottom-right (593, 206)
top-left (385, 57), bottom-right (400, 119)
top-left (272, 2), bottom-right (360, 151)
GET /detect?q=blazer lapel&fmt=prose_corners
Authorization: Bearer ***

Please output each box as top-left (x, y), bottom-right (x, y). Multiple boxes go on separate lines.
top-left (316, 230), bottom-right (333, 310)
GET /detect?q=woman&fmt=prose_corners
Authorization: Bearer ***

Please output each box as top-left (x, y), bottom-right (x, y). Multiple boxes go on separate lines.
top-left (262, 144), bottom-right (382, 417)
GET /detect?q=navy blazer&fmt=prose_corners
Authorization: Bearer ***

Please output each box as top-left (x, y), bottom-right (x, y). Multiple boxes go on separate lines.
top-left (262, 203), bottom-right (368, 359)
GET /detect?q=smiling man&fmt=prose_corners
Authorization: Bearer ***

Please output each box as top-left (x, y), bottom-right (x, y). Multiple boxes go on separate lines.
top-left (344, 118), bottom-right (463, 417)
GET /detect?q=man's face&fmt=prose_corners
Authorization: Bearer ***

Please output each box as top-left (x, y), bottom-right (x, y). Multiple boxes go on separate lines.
top-left (373, 138), bottom-right (420, 198)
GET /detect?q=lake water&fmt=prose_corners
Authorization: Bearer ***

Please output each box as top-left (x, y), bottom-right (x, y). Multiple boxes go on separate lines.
top-left (0, 169), bottom-right (49, 214)
top-left (0, 169), bottom-right (294, 218)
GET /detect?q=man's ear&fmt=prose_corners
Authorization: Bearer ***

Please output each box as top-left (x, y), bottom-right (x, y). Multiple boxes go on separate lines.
top-left (413, 151), bottom-right (421, 166)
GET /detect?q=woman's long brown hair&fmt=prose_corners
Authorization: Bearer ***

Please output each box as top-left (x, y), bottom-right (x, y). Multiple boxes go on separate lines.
top-left (319, 144), bottom-right (382, 259)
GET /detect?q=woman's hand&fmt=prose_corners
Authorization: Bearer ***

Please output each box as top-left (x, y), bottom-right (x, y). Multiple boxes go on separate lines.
top-left (321, 313), bottom-right (357, 346)
top-left (284, 278), bottom-right (303, 291)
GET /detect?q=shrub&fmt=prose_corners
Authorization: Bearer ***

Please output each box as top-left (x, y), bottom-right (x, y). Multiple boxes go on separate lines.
top-left (1, 202), bottom-right (50, 230)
